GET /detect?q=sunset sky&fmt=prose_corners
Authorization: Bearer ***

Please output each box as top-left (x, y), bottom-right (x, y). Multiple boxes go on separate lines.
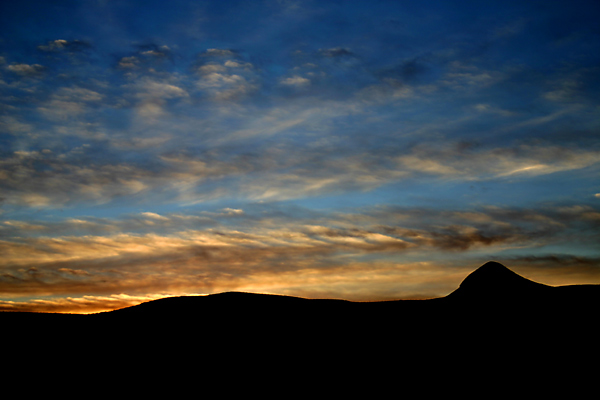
top-left (1, 0), bottom-right (599, 313)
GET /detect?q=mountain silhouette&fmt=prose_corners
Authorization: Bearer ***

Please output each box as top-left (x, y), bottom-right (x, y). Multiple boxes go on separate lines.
top-left (446, 260), bottom-right (551, 301)
top-left (84, 261), bottom-right (595, 324)
top-left (3, 261), bottom-right (597, 393)
top-left (3, 261), bottom-right (598, 325)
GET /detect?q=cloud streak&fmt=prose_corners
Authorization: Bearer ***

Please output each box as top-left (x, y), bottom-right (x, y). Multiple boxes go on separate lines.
top-left (1, 139), bottom-right (598, 209)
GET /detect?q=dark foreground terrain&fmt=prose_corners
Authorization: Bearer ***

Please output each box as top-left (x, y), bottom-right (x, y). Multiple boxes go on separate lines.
top-left (3, 261), bottom-right (598, 393)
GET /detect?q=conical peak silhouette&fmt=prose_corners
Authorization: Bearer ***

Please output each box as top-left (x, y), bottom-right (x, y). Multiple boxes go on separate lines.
top-left (461, 261), bottom-right (516, 284)
top-left (457, 261), bottom-right (547, 295)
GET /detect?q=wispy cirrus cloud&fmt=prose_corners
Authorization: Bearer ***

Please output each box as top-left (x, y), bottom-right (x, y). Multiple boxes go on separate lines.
top-left (397, 143), bottom-right (600, 180)
top-left (2, 138), bottom-right (599, 209)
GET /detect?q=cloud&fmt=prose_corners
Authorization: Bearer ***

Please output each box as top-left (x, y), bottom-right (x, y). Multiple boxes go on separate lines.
top-left (541, 68), bottom-right (600, 106)
top-left (220, 208), bottom-right (244, 216)
top-left (202, 48), bottom-right (237, 57)
top-left (6, 63), bottom-right (45, 77)
top-left (0, 150), bottom-right (156, 208)
top-left (440, 62), bottom-right (503, 90)
top-left (355, 78), bottom-right (416, 103)
top-left (37, 86), bottom-right (104, 120)
top-left (37, 39), bottom-right (91, 53)
top-left (3, 220), bottom-right (47, 231)
top-left (131, 79), bottom-right (188, 102)
top-left (140, 212), bottom-right (170, 221)
top-left (2, 133), bottom-right (597, 210)
top-left (225, 60), bottom-right (253, 69)
top-left (396, 143), bottom-right (600, 180)
top-left (58, 87), bottom-right (104, 102)
top-left (237, 157), bottom-right (407, 202)
top-left (0, 225), bottom-right (411, 303)
top-left (116, 44), bottom-right (173, 72)
top-left (19, 193), bottom-right (53, 207)
top-left (197, 72), bottom-right (257, 100)
top-left (544, 79), bottom-right (581, 103)
top-left (136, 43), bottom-right (171, 58)
top-left (196, 63), bottom-right (226, 74)
top-left (194, 53), bottom-right (259, 101)
top-left (280, 75), bottom-right (310, 86)
top-left (114, 77), bottom-right (190, 122)
top-left (473, 103), bottom-right (516, 117)
top-left (0, 293), bottom-right (175, 314)
top-left (318, 47), bottom-right (354, 58)
top-left (118, 56), bottom-right (140, 69)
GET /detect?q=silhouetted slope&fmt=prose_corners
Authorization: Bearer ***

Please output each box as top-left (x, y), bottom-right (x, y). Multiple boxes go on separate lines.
top-left (446, 260), bottom-right (551, 301)
top-left (3, 261), bottom-right (598, 392)
top-left (105, 291), bottom-right (350, 317)
top-left (3, 261), bottom-right (598, 344)
top-left (99, 261), bottom-right (597, 319)
top-left (443, 261), bottom-right (600, 311)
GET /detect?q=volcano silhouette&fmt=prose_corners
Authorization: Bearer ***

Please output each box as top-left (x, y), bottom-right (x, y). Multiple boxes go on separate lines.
top-left (446, 260), bottom-right (551, 301)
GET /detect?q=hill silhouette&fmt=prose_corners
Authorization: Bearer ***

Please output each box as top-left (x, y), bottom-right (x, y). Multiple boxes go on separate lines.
top-left (446, 261), bottom-right (599, 308)
top-left (84, 261), bottom-right (597, 322)
top-left (3, 261), bottom-right (598, 328)
top-left (3, 261), bottom-right (597, 393)
top-left (451, 260), bottom-right (549, 296)
top-left (4, 260), bottom-right (598, 351)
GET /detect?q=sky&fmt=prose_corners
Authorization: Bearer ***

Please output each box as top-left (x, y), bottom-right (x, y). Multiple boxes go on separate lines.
top-left (1, 0), bottom-right (599, 313)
